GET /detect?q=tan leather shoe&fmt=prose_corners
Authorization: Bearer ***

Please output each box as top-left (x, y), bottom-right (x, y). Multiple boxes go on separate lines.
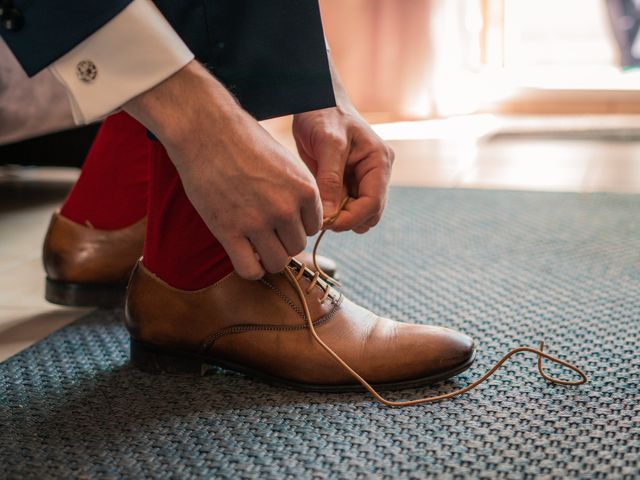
top-left (42, 213), bottom-right (338, 308)
top-left (126, 258), bottom-right (475, 392)
top-left (43, 213), bottom-right (146, 308)
top-left (295, 251), bottom-right (338, 279)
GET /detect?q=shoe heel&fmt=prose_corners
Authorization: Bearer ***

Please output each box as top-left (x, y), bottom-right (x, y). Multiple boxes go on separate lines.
top-left (45, 277), bottom-right (125, 308)
top-left (130, 339), bottom-right (205, 375)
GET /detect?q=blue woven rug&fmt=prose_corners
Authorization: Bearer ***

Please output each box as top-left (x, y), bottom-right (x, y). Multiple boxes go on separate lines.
top-left (2, 188), bottom-right (639, 479)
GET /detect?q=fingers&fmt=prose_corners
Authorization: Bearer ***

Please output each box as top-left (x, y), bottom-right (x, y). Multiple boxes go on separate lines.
top-left (219, 179), bottom-right (318, 280)
top-left (351, 214), bottom-right (380, 234)
top-left (248, 230), bottom-right (291, 274)
top-left (314, 133), bottom-right (349, 218)
top-left (328, 197), bottom-right (378, 231)
top-left (329, 186), bottom-right (385, 232)
top-left (220, 214), bottom-right (312, 280)
top-left (352, 225), bottom-right (370, 235)
top-left (300, 187), bottom-right (323, 236)
top-left (222, 230), bottom-right (307, 280)
top-left (329, 150), bottom-right (390, 232)
top-left (220, 236), bottom-right (265, 280)
top-left (276, 215), bottom-right (308, 257)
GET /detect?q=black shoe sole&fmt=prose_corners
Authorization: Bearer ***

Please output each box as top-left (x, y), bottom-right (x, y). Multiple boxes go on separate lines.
top-left (130, 338), bottom-right (477, 394)
top-left (45, 277), bottom-right (126, 308)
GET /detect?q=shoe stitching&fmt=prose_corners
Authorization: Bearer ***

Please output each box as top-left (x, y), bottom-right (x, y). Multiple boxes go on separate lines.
top-left (200, 294), bottom-right (343, 354)
top-left (259, 278), bottom-right (306, 320)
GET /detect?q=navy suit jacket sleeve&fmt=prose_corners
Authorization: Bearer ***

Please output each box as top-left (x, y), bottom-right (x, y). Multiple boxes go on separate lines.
top-left (0, 0), bottom-right (134, 76)
top-left (1, 0), bottom-right (335, 121)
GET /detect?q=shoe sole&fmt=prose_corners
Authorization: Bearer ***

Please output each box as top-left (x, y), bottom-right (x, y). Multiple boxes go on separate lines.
top-left (130, 338), bottom-right (477, 393)
top-left (45, 277), bottom-right (126, 308)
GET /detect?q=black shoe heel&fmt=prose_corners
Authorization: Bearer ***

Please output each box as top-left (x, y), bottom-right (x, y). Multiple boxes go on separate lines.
top-left (45, 277), bottom-right (126, 308)
top-left (130, 339), bottom-right (205, 375)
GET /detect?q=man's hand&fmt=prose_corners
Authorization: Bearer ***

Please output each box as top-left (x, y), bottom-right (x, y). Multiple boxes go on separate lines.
top-left (292, 59), bottom-right (394, 234)
top-left (124, 61), bottom-right (322, 279)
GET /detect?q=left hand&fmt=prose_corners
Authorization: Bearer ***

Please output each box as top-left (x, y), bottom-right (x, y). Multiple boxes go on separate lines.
top-left (292, 105), bottom-right (394, 234)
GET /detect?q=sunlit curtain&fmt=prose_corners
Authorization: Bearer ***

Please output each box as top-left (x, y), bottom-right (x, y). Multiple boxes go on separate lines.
top-left (320, 0), bottom-right (436, 117)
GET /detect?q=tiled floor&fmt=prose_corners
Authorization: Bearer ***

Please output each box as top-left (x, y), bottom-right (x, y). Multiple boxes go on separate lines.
top-left (2, 114), bottom-right (640, 362)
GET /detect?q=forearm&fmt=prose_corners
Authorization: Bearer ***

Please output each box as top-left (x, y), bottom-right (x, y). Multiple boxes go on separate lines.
top-left (123, 60), bottom-right (242, 161)
top-left (126, 63), bottom-right (322, 281)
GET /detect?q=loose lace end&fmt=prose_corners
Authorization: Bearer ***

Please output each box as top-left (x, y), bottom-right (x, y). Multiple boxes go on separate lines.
top-left (285, 197), bottom-right (588, 407)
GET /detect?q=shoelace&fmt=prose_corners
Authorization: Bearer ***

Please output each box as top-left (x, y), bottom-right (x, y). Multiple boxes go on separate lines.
top-left (283, 197), bottom-right (588, 407)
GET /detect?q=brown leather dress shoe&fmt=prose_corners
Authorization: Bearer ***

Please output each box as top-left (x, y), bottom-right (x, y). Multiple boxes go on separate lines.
top-left (126, 259), bottom-right (475, 392)
top-left (42, 213), bottom-right (338, 308)
top-left (43, 213), bottom-right (146, 308)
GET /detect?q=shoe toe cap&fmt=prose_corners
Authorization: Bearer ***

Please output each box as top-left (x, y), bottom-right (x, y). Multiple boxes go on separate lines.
top-left (431, 327), bottom-right (476, 373)
top-left (400, 324), bottom-right (476, 379)
top-left (364, 320), bottom-right (476, 384)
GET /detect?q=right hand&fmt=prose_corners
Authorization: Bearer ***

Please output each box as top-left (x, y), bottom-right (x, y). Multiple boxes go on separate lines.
top-left (125, 61), bottom-right (322, 280)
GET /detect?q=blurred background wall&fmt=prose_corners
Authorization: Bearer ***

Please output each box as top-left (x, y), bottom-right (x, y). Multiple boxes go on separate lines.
top-left (320, 0), bottom-right (435, 119)
top-left (320, 0), bottom-right (640, 117)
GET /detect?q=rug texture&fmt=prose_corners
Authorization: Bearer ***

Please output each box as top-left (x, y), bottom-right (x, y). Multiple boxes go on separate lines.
top-left (1, 188), bottom-right (639, 479)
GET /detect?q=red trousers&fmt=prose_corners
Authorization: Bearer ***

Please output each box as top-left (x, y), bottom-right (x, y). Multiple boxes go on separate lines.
top-left (61, 112), bottom-right (232, 290)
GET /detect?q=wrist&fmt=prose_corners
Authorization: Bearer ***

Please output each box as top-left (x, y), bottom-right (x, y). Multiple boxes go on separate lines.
top-left (326, 53), bottom-right (358, 115)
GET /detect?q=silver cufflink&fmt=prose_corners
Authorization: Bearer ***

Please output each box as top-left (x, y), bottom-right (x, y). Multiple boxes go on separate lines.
top-left (76, 60), bottom-right (98, 83)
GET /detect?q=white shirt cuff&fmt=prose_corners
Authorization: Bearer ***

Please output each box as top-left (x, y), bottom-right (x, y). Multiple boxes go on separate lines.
top-left (49, 0), bottom-right (194, 125)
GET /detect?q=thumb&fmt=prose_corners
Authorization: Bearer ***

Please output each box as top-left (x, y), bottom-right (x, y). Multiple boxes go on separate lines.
top-left (314, 141), bottom-right (348, 218)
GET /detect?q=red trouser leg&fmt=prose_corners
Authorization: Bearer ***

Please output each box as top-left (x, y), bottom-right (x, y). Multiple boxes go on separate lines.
top-left (62, 111), bottom-right (231, 289)
top-left (143, 141), bottom-right (234, 290)
top-left (60, 112), bottom-right (150, 229)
